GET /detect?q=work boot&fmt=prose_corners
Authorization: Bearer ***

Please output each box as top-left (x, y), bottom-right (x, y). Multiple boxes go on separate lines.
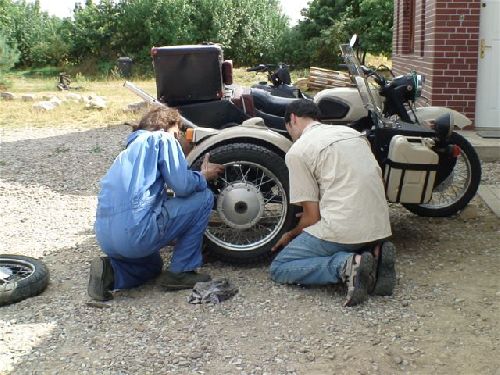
top-left (159, 270), bottom-right (211, 291)
top-left (88, 257), bottom-right (115, 301)
top-left (371, 241), bottom-right (396, 296)
top-left (341, 252), bottom-right (374, 307)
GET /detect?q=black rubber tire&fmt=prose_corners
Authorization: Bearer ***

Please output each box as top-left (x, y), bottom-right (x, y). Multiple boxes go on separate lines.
top-left (403, 132), bottom-right (481, 217)
top-left (0, 255), bottom-right (50, 306)
top-left (193, 143), bottom-right (297, 264)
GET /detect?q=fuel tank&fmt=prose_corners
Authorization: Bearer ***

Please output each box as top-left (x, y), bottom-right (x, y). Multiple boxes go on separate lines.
top-left (314, 87), bottom-right (367, 124)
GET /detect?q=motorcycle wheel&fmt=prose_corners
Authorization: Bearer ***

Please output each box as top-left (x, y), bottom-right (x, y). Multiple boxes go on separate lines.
top-left (403, 133), bottom-right (481, 217)
top-left (193, 143), bottom-right (296, 264)
top-left (0, 255), bottom-right (50, 306)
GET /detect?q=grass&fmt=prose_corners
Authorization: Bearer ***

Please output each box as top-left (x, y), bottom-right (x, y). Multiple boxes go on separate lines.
top-left (0, 77), bottom-right (156, 129)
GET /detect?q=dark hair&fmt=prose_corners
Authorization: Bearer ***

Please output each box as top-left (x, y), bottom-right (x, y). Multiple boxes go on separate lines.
top-left (284, 99), bottom-right (321, 124)
top-left (132, 106), bottom-right (182, 132)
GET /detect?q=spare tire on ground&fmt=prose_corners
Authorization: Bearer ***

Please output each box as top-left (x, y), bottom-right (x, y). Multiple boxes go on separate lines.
top-left (0, 254), bottom-right (50, 306)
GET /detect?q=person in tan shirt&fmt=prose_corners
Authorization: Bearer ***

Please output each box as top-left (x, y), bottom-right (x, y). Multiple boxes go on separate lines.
top-left (270, 100), bottom-right (396, 307)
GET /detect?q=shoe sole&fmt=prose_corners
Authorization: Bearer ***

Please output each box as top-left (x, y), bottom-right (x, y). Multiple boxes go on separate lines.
top-left (372, 242), bottom-right (396, 296)
top-left (345, 254), bottom-right (373, 307)
top-left (88, 258), bottom-right (113, 301)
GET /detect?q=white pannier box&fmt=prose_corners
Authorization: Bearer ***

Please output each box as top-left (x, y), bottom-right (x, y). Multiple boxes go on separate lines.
top-left (384, 135), bottom-right (439, 204)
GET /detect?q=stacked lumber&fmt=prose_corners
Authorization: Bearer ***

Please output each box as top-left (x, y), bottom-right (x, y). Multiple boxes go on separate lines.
top-left (308, 67), bottom-right (353, 90)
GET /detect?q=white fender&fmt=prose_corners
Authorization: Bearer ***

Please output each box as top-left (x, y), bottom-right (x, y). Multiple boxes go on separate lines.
top-left (186, 121), bottom-right (292, 165)
top-left (409, 107), bottom-right (472, 129)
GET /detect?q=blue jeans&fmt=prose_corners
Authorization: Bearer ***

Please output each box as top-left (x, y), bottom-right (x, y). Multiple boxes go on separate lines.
top-left (109, 189), bottom-right (213, 290)
top-left (270, 232), bottom-right (365, 285)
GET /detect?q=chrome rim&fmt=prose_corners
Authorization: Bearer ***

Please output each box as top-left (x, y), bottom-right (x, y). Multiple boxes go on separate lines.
top-left (0, 259), bottom-right (36, 284)
top-left (420, 149), bottom-right (472, 209)
top-left (206, 161), bottom-right (287, 252)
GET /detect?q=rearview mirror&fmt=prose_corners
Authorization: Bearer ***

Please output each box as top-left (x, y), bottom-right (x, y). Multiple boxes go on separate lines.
top-left (350, 34), bottom-right (358, 48)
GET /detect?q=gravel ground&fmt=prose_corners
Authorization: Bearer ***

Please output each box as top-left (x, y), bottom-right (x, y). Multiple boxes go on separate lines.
top-left (1, 125), bottom-right (499, 375)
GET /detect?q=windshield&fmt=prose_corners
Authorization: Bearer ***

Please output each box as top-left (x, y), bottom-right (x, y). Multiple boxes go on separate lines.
top-left (340, 43), bottom-right (384, 121)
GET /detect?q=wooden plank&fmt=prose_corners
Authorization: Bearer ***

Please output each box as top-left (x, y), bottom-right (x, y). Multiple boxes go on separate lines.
top-left (308, 66), bottom-right (352, 89)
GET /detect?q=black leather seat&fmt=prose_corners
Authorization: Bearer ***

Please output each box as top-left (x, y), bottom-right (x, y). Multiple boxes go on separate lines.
top-left (177, 100), bottom-right (248, 129)
top-left (251, 88), bottom-right (298, 117)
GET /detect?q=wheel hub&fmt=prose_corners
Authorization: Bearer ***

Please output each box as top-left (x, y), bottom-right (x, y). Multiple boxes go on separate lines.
top-left (217, 182), bottom-right (265, 229)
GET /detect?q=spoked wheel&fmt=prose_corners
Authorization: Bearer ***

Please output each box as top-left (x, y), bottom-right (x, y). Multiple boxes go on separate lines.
top-left (0, 255), bottom-right (50, 306)
top-left (194, 143), bottom-right (296, 264)
top-left (404, 133), bottom-right (481, 217)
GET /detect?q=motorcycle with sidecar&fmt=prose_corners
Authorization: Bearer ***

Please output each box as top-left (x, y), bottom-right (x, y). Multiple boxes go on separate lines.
top-left (125, 36), bottom-right (481, 264)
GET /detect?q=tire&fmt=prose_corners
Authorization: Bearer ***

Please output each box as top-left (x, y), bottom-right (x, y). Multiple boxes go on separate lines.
top-left (193, 143), bottom-right (296, 264)
top-left (0, 255), bottom-right (50, 306)
top-left (403, 132), bottom-right (481, 217)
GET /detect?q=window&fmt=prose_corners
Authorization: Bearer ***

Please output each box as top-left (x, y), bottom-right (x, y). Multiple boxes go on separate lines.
top-left (408, 0), bottom-right (416, 53)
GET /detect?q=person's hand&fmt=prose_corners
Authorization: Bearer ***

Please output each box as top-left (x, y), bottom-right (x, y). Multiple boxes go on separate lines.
top-left (177, 132), bottom-right (193, 156)
top-left (271, 231), bottom-right (294, 252)
top-left (201, 153), bottom-right (224, 181)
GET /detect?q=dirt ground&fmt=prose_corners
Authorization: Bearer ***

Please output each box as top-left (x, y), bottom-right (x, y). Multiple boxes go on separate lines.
top-left (0, 124), bottom-right (499, 375)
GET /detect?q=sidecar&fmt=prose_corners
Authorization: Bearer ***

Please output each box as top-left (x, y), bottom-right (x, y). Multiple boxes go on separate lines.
top-left (151, 44), bottom-right (297, 264)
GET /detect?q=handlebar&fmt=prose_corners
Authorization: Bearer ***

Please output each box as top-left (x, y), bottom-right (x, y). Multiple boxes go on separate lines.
top-left (360, 65), bottom-right (386, 87)
top-left (246, 64), bottom-right (275, 72)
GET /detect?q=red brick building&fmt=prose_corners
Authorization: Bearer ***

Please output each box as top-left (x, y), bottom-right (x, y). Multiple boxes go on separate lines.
top-left (392, 0), bottom-right (499, 129)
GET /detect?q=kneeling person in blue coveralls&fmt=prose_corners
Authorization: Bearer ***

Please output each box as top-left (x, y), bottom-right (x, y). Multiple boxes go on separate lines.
top-left (88, 106), bottom-right (223, 301)
top-left (270, 100), bottom-right (396, 307)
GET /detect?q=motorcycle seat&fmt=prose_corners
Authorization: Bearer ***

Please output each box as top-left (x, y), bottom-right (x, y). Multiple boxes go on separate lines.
top-left (251, 88), bottom-right (298, 117)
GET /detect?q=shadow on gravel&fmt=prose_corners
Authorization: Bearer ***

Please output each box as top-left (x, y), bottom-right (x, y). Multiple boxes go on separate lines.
top-left (0, 125), bottom-right (129, 197)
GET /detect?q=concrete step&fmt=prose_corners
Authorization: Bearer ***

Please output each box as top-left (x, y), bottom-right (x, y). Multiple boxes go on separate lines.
top-left (458, 131), bottom-right (500, 162)
top-left (478, 185), bottom-right (500, 218)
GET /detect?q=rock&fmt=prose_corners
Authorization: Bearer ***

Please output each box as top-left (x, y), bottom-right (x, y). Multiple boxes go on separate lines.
top-left (189, 352), bottom-right (203, 359)
top-left (1, 92), bottom-right (15, 100)
top-left (394, 356), bottom-right (403, 365)
top-left (85, 301), bottom-right (111, 309)
top-left (305, 353), bottom-right (315, 362)
top-left (459, 205), bottom-right (479, 220)
top-left (85, 95), bottom-right (107, 109)
top-left (126, 101), bottom-right (148, 112)
top-left (49, 96), bottom-right (63, 106)
top-left (33, 101), bottom-right (57, 111)
top-left (66, 93), bottom-right (83, 101)
top-left (22, 94), bottom-right (36, 102)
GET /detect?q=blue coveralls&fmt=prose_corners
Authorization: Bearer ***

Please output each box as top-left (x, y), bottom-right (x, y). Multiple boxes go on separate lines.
top-left (94, 130), bottom-right (213, 290)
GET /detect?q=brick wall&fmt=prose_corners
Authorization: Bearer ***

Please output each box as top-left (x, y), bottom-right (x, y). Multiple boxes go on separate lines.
top-left (392, 0), bottom-right (481, 126)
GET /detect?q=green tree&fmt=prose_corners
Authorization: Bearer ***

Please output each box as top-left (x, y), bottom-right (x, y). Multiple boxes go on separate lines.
top-left (0, 0), bottom-right (70, 67)
top-left (287, 0), bottom-right (393, 68)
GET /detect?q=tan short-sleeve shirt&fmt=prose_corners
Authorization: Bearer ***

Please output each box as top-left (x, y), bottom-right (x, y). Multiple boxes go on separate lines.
top-left (285, 123), bottom-right (392, 244)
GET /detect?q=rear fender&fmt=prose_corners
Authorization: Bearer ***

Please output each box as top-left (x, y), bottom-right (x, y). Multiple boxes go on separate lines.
top-left (186, 124), bottom-right (292, 165)
top-left (410, 107), bottom-right (472, 129)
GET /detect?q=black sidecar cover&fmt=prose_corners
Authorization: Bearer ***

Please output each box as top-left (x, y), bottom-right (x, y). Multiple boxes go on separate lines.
top-left (152, 44), bottom-right (224, 106)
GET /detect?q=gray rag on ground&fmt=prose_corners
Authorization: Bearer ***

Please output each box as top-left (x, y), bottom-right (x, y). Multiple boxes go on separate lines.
top-left (187, 278), bottom-right (238, 304)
